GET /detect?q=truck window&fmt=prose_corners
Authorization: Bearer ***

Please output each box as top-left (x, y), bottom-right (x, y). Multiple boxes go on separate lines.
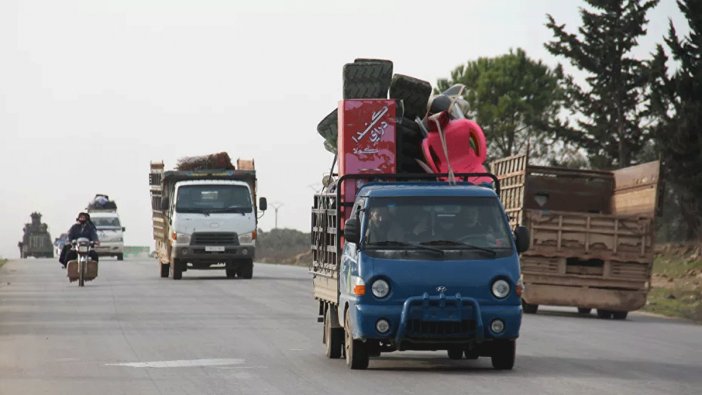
top-left (176, 185), bottom-right (252, 214)
top-left (364, 196), bottom-right (513, 254)
top-left (93, 217), bottom-right (121, 229)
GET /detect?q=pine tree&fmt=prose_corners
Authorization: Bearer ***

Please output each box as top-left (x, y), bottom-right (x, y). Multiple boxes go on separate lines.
top-left (649, 0), bottom-right (702, 240)
top-left (545, 0), bottom-right (659, 168)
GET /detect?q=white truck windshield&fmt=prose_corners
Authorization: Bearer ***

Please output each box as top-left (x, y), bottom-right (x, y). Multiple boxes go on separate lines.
top-left (93, 217), bottom-right (121, 229)
top-left (176, 185), bottom-right (252, 214)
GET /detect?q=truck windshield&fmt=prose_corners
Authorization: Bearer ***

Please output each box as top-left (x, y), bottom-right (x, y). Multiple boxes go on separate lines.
top-left (176, 185), bottom-right (252, 214)
top-left (93, 217), bottom-right (121, 229)
top-left (363, 196), bottom-right (513, 254)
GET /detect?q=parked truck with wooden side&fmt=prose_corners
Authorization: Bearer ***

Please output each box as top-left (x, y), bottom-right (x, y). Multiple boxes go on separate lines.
top-left (492, 154), bottom-right (661, 319)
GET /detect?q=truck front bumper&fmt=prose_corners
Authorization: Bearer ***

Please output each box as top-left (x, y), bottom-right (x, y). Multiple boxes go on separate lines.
top-left (351, 294), bottom-right (521, 349)
top-left (172, 244), bottom-right (255, 263)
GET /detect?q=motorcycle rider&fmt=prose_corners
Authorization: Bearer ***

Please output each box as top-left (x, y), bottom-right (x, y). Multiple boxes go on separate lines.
top-left (59, 212), bottom-right (100, 268)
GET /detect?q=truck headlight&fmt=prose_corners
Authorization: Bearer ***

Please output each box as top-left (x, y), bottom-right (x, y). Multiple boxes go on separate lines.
top-left (371, 279), bottom-right (390, 298)
top-left (491, 279), bottom-right (510, 299)
top-left (237, 231), bottom-right (255, 244)
top-left (175, 232), bottom-right (191, 244)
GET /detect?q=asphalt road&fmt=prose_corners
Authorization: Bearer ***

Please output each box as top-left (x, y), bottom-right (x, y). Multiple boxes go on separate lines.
top-left (0, 258), bottom-right (700, 395)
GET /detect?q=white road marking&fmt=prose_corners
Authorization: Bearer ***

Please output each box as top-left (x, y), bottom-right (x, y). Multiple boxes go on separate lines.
top-left (106, 358), bottom-right (244, 368)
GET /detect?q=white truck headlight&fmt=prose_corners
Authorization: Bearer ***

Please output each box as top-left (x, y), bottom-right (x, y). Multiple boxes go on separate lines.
top-left (371, 279), bottom-right (390, 298)
top-left (492, 279), bottom-right (511, 299)
top-left (175, 232), bottom-right (191, 244)
top-left (237, 232), bottom-right (255, 244)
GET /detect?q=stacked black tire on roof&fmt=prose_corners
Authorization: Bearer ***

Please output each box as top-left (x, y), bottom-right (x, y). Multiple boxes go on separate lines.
top-left (316, 59), bottom-right (433, 174)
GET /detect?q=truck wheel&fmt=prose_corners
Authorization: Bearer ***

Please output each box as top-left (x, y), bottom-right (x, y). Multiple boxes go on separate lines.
top-left (160, 263), bottom-right (169, 278)
top-left (344, 309), bottom-right (369, 370)
top-left (447, 347), bottom-right (463, 360)
top-left (117, 254), bottom-right (124, 261)
top-left (343, 60), bottom-right (393, 99)
top-left (522, 300), bottom-right (539, 314)
top-left (597, 309), bottom-right (613, 319)
top-left (226, 268), bottom-right (237, 279)
top-left (239, 260), bottom-right (253, 279)
top-left (491, 340), bottom-right (516, 370)
top-left (577, 307), bottom-right (592, 315)
top-left (611, 311), bottom-right (628, 320)
top-left (324, 307), bottom-right (343, 359)
top-left (170, 259), bottom-right (183, 280)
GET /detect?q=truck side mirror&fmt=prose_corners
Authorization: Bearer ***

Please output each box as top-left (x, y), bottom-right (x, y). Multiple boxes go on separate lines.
top-left (259, 197), bottom-right (268, 211)
top-left (514, 226), bottom-right (530, 253)
top-left (160, 197), bottom-right (170, 211)
top-left (344, 218), bottom-right (360, 244)
top-left (122, 227), bottom-right (126, 232)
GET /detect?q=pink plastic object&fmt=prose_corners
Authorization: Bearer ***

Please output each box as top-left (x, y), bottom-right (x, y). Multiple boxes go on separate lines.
top-left (421, 118), bottom-right (493, 185)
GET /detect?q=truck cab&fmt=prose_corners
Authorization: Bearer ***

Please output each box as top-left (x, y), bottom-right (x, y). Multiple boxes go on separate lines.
top-left (313, 175), bottom-right (529, 370)
top-left (168, 179), bottom-right (258, 271)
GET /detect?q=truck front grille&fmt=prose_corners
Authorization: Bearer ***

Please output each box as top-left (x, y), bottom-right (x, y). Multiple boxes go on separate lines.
top-left (191, 232), bottom-right (238, 245)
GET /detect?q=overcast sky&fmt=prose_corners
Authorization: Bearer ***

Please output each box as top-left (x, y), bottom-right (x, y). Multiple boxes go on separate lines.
top-left (0, 0), bottom-right (687, 259)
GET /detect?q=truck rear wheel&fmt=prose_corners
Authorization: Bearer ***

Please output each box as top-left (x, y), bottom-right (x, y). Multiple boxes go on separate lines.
top-left (324, 307), bottom-right (343, 359)
top-left (597, 309), bottom-right (613, 319)
top-left (491, 340), bottom-right (515, 370)
top-left (239, 260), bottom-right (253, 279)
top-left (577, 307), bottom-right (592, 315)
top-left (522, 300), bottom-right (539, 314)
top-left (117, 254), bottom-right (123, 261)
top-left (611, 311), bottom-right (628, 320)
top-left (344, 309), bottom-right (369, 370)
top-left (160, 263), bottom-right (169, 278)
top-left (170, 259), bottom-right (183, 280)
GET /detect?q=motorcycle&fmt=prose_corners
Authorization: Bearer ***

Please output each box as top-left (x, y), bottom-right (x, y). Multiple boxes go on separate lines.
top-left (66, 238), bottom-right (98, 286)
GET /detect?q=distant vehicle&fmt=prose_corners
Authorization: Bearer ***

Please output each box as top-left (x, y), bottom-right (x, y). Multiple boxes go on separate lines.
top-left (18, 212), bottom-right (53, 258)
top-left (149, 155), bottom-right (267, 280)
top-left (54, 233), bottom-right (68, 257)
top-left (87, 195), bottom-right (125, 260)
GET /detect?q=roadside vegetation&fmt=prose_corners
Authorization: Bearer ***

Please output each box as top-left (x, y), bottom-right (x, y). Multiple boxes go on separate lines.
top-left (256, 228), bottom-right (311, 266)
top-left (644, 244), bottom-right (702, 323)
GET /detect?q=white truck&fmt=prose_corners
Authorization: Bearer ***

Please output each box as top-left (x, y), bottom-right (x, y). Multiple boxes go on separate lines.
top-left (87, 195), bottom-right (125, 260)
top-left (149, 158), bottom-right (267, 279)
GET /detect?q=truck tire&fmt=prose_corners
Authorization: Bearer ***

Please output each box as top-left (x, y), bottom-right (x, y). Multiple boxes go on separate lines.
top-left (522, 300), bottom-right (539, 314)
top-left (239, 259), bottom-right (253, 279)
top-left (464, 348), bottom-right (480, 360)
top-left (447, 347), bottom-right (463, 360)
top-left (491, 340), bottom-right (516, 370)
top-left (226, 268), bottom-right (237, 279)
top-left (170, 259), bottom-right (183, 280)
top-left (389, 74), bottom-right (432, 120)
top-left (611, 311), bottom-right (628, 320)
top-left (343, 60), bottom-right (393, 99)
top-left (396, 117), bottom-right (424, 174)
top-left (160, 263), bottom-right (169, 278)
top-left (117, 254), bottom-right (124, 261)
top-left (324, 307), bottom-right (343, 359)
top-left (344, 309), bottom-right (369, 369)
top-left (597, 309), bottom-right (613, 319)
top-left (577, 307), bottom-right (592, 315)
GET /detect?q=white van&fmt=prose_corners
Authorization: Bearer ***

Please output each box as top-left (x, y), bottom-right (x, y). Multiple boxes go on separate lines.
top-left (90, 211), bottom-right (125, 260)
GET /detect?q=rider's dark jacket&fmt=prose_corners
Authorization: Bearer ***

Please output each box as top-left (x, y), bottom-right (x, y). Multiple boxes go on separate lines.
top-left (67, 222), bottom-right (99, 242)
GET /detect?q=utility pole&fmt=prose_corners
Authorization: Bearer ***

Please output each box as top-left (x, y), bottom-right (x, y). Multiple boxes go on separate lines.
top-left (271, 202), bottom-right (283, 229)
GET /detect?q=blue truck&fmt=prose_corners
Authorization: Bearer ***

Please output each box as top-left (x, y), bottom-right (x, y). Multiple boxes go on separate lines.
top-left (311, 173), bottom-right (530, 370)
